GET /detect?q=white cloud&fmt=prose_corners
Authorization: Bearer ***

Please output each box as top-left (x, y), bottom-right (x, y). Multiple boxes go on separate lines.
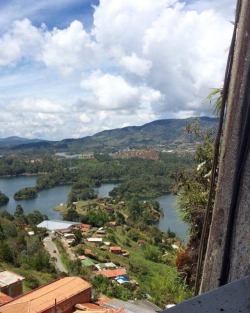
top-left (93, 0), bottom-right (234, 116)
top-left (0, 19), bottom-right (100, 75)
top-left (80, 71), bottom-right (163, 112)
top-left (79, 113), bottom-right (92, 123)
top-left (0, 0), bottom-right (235, 139)
top-left (120, 53), bottom-right (152, 77)
top-left (5, 97), bottom-right (65, 113)
top-left (80, 71), bottom-right (140, 110)
top-left (0, 19), bottom-right (44, 66)
top-left (41, 20), bottom-right (100, 75)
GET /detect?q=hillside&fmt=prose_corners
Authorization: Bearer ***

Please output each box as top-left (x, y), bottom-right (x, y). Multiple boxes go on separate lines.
top-left (0, 117), bottom-right (218, 153)
top-left (0, 136), bottom-right (45, 148)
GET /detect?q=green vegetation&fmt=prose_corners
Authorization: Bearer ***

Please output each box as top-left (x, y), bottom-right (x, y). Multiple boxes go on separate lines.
top-left (14, 187), bottom-right (38, 200)
top-left (0, 191), bottom-right (9, 205)
top-left (70, 221), bottom-right (191, 307)
top-left (0, 117), bottom-right (218, 153)
top-left (0, 207), bottom-right (59, 292)
top-left (67, 181), bottom-right (98, 205)
top-left (0, 117), bottom-right (221, 307)
top-left (174, 120), bottom-right (215, 286)
top-left (0, 152), bottom-right (192, 202)
top-left (35, 154), bottom-right (193, 201)
top-left (54, 238), bottom-right (90, 276)
top-left (0, 154), bottom-right (81, 177)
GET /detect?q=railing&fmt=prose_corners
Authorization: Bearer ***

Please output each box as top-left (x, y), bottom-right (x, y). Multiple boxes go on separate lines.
top-left (161, 275), bottom-right (250, 313)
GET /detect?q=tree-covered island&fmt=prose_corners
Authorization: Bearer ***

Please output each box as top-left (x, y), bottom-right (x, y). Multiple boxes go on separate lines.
top-left (14, 187), bottom-right (38, 200)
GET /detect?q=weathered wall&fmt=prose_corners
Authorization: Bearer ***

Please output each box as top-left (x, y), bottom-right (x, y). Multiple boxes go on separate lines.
top-left (43, 287), bottom-right (92, 313)
top-left (0, 281), bottom-right (23, 298)
top-left (200, 0), bottom-right (250, 292)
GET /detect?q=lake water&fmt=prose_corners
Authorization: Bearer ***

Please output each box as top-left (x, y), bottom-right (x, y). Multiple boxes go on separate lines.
top-left (156, 194), bottom-right (189, 240)
top-left (0, 176), bottom-right (188, 239)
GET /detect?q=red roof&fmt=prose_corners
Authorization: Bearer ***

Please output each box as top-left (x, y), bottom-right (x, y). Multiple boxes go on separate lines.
top-left (110, 246), bottom-right (122, 251)
top-left (0, 293), bottom-right (12, 306)
top-left (78, 255), bottom-right (86, 260)
top-left (85, 249), bottom-right (92, 255)
top-left (98, 269), bottom-right (126, 279)
top-left (0, 277), bottom-right (91, 313)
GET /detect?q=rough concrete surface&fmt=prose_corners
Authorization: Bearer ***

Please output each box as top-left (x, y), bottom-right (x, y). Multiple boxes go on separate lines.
top-left (161, 275), bottom-right (250, 313)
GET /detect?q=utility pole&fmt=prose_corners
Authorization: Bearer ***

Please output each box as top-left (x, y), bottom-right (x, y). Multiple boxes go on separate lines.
top-left (200, 0), bottom-right (250, 292)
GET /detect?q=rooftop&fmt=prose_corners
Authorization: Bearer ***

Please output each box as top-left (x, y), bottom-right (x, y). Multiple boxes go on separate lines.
top-left (101, 299), bottom-right (161, 313)
top-left (0, 277), bottom-right (91, 313)
top-left (110, 246), bottom-right (122, 251)
top-left (82, 257), bottom-right (97, 267)
top-left (37, 220), bottom-right (81, 231)
top-left (0, 292), bottom-right (13, 306)
top-left (98, 269), bottom-right (126, 279)
top-left (0, 271), bottom-right (25, 287)
top-left (87, 238), bottom-right (103, 242)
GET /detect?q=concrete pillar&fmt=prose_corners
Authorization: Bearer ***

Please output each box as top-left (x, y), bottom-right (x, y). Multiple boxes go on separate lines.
top-left (200, 0), bottom-right (250, 292)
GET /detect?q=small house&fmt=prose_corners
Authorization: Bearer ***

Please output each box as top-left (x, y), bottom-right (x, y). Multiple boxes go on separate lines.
top-left (0, 271), bottom-right (25, 298)
top-left (96, 227), bottom-right (106, 235)
top-left (64, 233), bottom-right (76, 245)
top-left (81, 257), bottom-right (98, 271)
top-left (87, 237), bottom-right (103, 244)
top-left (110, 246), bottom-right (122, 254)
top-left (98, 269), bottom-right (127, 280)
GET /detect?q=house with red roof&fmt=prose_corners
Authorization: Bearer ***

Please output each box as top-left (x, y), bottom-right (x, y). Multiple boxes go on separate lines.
top-left (109, 246), bottom-right (122, 254)
top-left (98, 269), bottom-right (127, 280)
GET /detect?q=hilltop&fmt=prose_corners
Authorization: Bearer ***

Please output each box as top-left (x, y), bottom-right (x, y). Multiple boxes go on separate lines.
top-left (0, 117), bottom-right (218, 153)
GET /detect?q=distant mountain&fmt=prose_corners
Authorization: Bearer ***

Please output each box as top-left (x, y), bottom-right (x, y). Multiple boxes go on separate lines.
top-left (0, 117), bottom-right (219, 152)
top-left (0, 136), bottom-right (46, 148)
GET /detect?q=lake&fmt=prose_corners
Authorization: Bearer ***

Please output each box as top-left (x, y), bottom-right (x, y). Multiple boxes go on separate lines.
top-left (0, 176), bottom-right (188, 239)
top-left (156, 194), bottom-right (189, 240)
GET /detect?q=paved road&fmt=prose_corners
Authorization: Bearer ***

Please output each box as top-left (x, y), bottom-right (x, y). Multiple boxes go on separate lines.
top-left (43, 235), bottom-right (68, 273)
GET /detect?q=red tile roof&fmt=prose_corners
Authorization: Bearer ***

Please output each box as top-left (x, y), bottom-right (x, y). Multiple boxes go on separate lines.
top-left (0, 293), bottom-right (13, 306)
top-left (98, 269), bottom-right (126, 279)
top-left (0, 277), bottom-right (91, 313)
top-left (110, 246), bottom-right (122, 251)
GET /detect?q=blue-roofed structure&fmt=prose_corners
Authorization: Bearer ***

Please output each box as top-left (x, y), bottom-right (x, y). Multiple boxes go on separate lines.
top-left (115, 276), bottom-right (129, 284)
top-left (36, 220), bottom-right (81, 231)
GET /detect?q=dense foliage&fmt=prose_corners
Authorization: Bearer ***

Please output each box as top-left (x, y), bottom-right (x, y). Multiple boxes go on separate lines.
top-left (67, 181), bottom-right (98, 205)
top-left (175, 121), bottom-right (215, 286)
top-left (0, 154), bottom-right (81, 177)
top-left (14, 187), bottom-right (38, 200)
top-left (0, 152), bottom-right (193, 204)
top-left (0, 191), bottom-right (9, 205)
top-left (0, 207), bottom-right (57, 291)
top-left (36, 154), bottom-right (192, 200)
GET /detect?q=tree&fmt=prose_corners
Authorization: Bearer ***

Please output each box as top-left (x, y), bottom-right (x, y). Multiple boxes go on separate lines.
top-left (0, 241), bottom-right (14, 264)
top-left (14, 204), bottom-right (24, 217)
top-left (26, 210), bottom-right (47, 225)
top-left (143, 244), bottom-right (161, 262)
top-left (14, 187), bottom-right (38, 200)
top-left (73, 229), bottom-right (83, 245)
top-left (63, 207), bottom-right (79, 222)
top-left (175, 120), bottom-right (215, 286)
top-left (0, 191), bottom-right (9, 205)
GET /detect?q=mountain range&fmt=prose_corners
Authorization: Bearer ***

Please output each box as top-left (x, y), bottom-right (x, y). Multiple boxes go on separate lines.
top-left (0, 117), bottom-right (219, 152)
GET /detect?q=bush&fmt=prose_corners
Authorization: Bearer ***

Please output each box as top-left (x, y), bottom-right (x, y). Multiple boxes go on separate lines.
top-left (25, 274), bottom-right (40, 289)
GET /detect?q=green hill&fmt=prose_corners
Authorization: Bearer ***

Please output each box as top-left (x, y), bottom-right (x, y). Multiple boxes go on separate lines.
top-left (0, 117), bottom-right (218, 153)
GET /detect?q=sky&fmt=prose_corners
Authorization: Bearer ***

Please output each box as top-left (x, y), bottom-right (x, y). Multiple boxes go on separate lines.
top-left (0, 0), bottom-right (236, 140)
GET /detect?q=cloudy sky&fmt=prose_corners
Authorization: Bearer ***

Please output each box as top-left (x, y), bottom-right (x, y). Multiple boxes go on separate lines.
top-left (0, 0), bottom-right (235, 140)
